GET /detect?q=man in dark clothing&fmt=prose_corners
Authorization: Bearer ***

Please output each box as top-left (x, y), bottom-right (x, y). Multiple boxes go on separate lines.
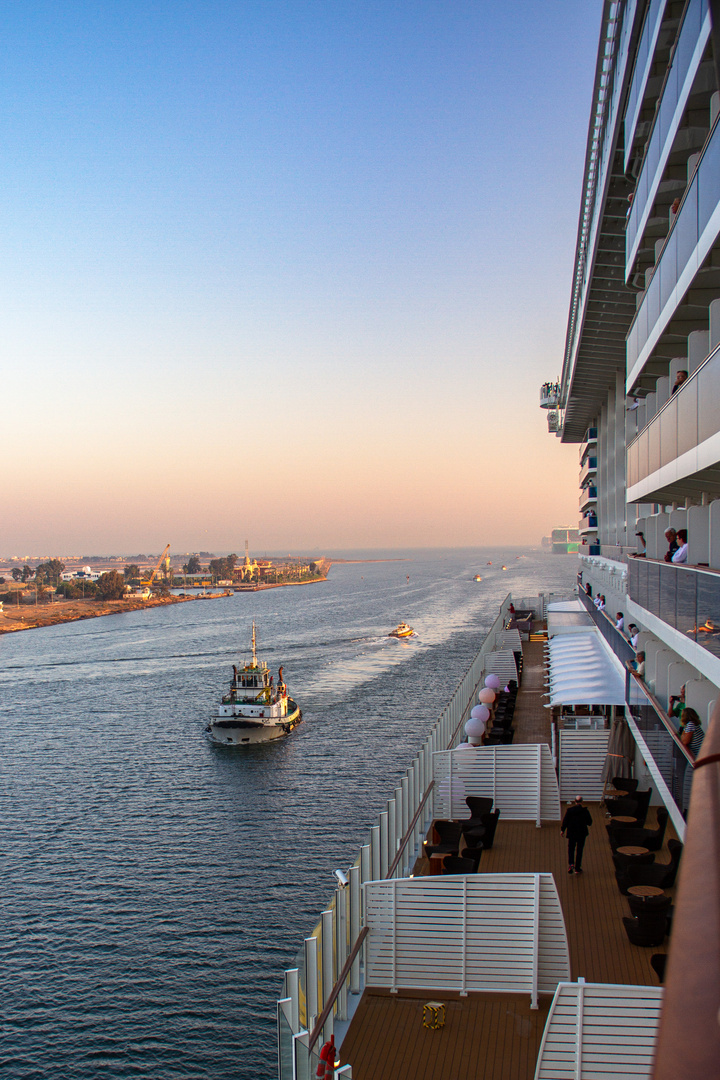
top-left (561, 795), bottom-right (593, 874)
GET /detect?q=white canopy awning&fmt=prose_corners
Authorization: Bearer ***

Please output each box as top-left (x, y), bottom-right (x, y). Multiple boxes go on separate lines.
top-left (546, 630), bottom-right (626, 706)
top-left (547, 598), bottom-right (594, 636)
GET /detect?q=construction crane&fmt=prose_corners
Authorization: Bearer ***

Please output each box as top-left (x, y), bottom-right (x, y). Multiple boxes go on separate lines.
top-left (141, 544), bottom-right (171, 588)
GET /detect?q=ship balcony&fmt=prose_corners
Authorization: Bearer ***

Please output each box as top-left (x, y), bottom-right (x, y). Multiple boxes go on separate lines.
top-left (626, 343), bottom-right (720, 505)
top-left (579, 486), bottom-right (598, 512)
top-left (579, 428), bottom-right (598, 463)
top-left (540, 381), bottom-right (560, 408)
top-left (579, 514), bottom-right (598, 534)
top-left (627, 557), bottom-right (720, 663)
top-left (579, 456), bottom-right (598, 487)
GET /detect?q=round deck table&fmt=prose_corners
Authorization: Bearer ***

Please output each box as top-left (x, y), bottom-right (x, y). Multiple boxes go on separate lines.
top-left (627, 885), bottom-right (665, 899)
top-left (610, 816), bottom-right (638, 825)
top-left (617, 845), bottom-right (649, 857)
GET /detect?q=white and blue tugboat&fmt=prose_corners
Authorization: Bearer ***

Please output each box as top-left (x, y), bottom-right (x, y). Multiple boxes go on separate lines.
top-left (205, 623), bottom-right (302, 746)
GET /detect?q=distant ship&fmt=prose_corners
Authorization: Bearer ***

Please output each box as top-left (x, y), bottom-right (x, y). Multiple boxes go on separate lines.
top-left (205, 623), bottom-right (302, 746)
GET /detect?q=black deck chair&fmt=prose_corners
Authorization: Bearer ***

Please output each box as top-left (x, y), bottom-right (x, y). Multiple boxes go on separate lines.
top-left (424, 819), bottom-right (463, 858)
top-left (468, 810), bottom-right (499, 849)
top-left (622, 914), bottom-right (668, 947)
top-left (442, 855), bottom-right (476, 875)
top-left (612, 776), bottom-right (639, 794)
top-left (465, 796), bottom-right (493, 818)
top-left (605, 795), bottom-right (639, 818)
top-left (459, 844), bottom-right (483, 871)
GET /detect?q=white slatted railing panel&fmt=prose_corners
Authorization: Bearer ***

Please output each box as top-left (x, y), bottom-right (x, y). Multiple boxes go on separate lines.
top-left (558, 730), bottom-right (610, 800)
top-left (483, 649), bottom-right (519, 682)
top-left (498, 628), bottom-right (523, 651)
top-left (433, 745), bottom-right (561, 823)
top-left (535, 981), bottom-right (663, 1080)
top-left (364, 874), bottom-right (569, 1007)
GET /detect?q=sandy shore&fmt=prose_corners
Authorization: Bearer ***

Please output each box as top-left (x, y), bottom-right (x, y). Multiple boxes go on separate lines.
top-left (0, 592), bottom-right (229, 635)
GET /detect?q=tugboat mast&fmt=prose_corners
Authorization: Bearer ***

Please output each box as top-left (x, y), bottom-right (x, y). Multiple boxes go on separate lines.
top-left (251, 620), bottom-right (257, 668)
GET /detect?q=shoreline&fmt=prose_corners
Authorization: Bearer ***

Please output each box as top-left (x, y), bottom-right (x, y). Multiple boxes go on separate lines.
top-left (0, 591), bottom-right (230, 635)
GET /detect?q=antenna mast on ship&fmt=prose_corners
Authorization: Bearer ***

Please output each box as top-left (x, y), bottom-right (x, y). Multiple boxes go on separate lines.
top-left (251, 620), bottom-right (257, 667)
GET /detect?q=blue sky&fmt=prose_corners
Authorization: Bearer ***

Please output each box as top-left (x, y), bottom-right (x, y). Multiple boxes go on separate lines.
top-left (2, 1), bottom-right (601, 553)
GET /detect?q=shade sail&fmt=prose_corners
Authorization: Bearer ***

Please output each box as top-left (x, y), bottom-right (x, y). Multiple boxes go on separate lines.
top-left (546, 631), bottom-right (626, 706)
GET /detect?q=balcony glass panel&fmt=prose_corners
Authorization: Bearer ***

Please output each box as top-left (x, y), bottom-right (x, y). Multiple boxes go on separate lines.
top-left (696, 575), bottom-right (720, 658)
top-left (647, 559), bottom-right (661, 615)
top-left (698, 119), bottom-right (720, 236)
top-left (647, 270), bottom-right (661, 328)
top-left (660, 228), bottom-right (677, 310)
top-left (660, 394), bottom-right (677, 467)
top-left (648, 414), bottom-right (661, 474)
top-left (660, 562), bottom-right (677, 627)
top-left (698, 350), bottom-right (720, 443)
top-left (627, 440), bottom-right (638, 488)
top-left (626, 0), bottom-right (663, 156)
top-left (627, 347), bottom-right (719, 491)
top-left (628, 560), bottom-right (720, 661)
top-left (677, 568), bottom-right (697, 640)
top-left (676, 375), bottom-right (698, 456)
top-left (676, 174), bottom-right (698, 271)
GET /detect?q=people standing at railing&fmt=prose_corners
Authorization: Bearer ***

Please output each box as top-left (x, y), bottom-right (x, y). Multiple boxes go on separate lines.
top-left (671, 369), bottom-right (688, 394)
top-left (616, 612), bottom-right (624, 631)
top-left (628, 624), bottom-right (640, 649)
top-left (680, 708), bottom-right (704, 756)
top-left (672, 529), bottom-right (688, 563)
top-left (626, 651), bottom-right (645, 678)
top-left (635, 531), bottom-right (646, 557)
top-left (669, 684), bottom-right (686, 720)
top-left (664, 528), bottom-right (679, 562)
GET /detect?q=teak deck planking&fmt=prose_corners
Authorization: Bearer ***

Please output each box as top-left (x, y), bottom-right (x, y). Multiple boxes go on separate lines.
top-left (339, 635), bottom-right (673, 1080)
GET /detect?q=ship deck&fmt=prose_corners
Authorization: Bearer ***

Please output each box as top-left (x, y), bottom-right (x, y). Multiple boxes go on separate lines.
top-left (338, 639), bottom-right (675, 1080)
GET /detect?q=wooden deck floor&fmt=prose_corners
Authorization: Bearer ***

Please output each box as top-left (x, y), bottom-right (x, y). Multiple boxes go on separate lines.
top-left (339, 636), bottom-right (673, 1080)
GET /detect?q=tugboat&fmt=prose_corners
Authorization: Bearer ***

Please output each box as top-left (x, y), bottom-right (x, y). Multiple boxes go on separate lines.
top-left (388, 622), bottom-right (414, 638)
top-left (473, 575), bottom-right (482, 582)
top-left (205, 623), bottom-right (302, 746)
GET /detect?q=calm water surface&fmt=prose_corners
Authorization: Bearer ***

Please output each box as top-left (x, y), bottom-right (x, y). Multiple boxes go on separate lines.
top-left (0, 548), bottom-right (576, 1079)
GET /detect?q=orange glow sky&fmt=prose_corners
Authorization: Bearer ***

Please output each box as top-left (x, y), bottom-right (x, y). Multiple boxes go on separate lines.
top-left (2, 2), bottom-right (598, 555)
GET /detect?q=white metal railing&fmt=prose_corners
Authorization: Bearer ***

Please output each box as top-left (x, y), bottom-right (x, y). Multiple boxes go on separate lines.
top-left (277, 593), bottom-right (552, 1079)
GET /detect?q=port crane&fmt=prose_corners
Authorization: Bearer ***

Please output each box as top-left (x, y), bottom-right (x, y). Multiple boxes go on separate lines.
top-left (141, 544), bottom-right (171, 588)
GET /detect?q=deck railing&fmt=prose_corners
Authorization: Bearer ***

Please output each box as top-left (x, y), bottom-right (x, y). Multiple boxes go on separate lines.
top-left (277, 592), bottom-right (552, 1079)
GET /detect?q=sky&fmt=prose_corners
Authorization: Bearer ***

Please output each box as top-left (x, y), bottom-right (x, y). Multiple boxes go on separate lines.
top-left (1, 1), bottom-right (601, 555)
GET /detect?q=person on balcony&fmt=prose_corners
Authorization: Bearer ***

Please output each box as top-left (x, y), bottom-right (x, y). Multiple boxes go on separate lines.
top-left (664, 528), bottom-right (678, 562)
top-left (672, 529), bottom-right (688, 563)
top-left (634, 531), bottom-right (646, 556)
top-left (615, 612), bottom-right (624, 631)
top-left (671, 370), bottom-right (688, 394)
top-left (628, 624), bottom-right (640, 648)
top-left (626, 651), bottom-right (645, 678)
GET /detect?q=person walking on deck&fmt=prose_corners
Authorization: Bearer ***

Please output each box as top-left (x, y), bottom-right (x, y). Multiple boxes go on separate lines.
top-left (561, 795), bottom-right (593, 874)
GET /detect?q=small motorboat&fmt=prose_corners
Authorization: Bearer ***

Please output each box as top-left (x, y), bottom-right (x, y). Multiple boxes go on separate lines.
top-left (389, 622), bottom-right (414, 638)
top-left (473, 575), bottom-right (482, 582)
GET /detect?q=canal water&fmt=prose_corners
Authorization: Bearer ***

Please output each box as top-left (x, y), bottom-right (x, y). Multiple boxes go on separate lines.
top-left (0, 548), bottom-right (576, 1079)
